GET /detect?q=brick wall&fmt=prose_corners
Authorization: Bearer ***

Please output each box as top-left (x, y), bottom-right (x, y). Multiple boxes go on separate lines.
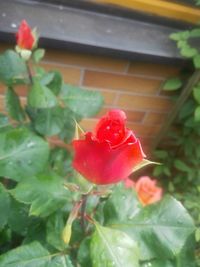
top-left (0, 44), bottom-right (180, 154)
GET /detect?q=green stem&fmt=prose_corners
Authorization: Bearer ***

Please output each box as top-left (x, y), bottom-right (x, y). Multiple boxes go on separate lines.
top-left (26, 62), bottom-right (33, 84)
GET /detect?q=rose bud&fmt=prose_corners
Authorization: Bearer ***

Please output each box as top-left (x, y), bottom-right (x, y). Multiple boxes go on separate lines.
top-left (16, 20), bottom-right (35, 50)
top-left (72, 109), bottom-right (145, 185)
top-left (134, 176), bottom-right (163, 206)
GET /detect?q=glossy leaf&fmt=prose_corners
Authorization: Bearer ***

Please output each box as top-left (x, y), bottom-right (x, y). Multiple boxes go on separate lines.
top-left (91, 223), bottom-right (140, 267)
top-left (78, 237), bottom-right (92, 267)
top-left (104, 183), bottom-right (141, 224)
top-left (11, 171), bottom-right (72, 217)
top-left (0, 241), bottom-right (50, 267)
top-left (0, 128), bottom-right (49, 181)
top-left (27, 80), bottom-right (57, 108)
top-left (58, 108), bottom-right (76, 143)
top-left (47, 71), bottom-right (62, 96)
top-left (0, 50), bottom-right (28, 86)
top-left (0, 183), bottom-right (10, 230)
top-left (33, 107), bottom-right (65, 136)
top-left (48, 255), bottom-right (74, 267)
top-left (8, 197), bottom-right (31, 236)
top-left (141, 259), bottom-right (174, 267)
top-left (106, 194), bottom-right (195, 260)
top-left (33, 49), bottom-right (45, 63)
top-left (61, 84), bottom-right (103, 118)
top-left (46, 212), bottom-right (66, 251)
top-left (5, 87), bottom-right (25, 121)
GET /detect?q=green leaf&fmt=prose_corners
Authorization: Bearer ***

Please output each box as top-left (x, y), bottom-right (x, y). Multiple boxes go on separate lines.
top-left (0, 241), bottom-right (50, 267)
top-left (46, 212), bottom-right (66, 251)
top-left (11, 171), bottom-right (72, 217)
top-left (163, 78), bottom-right (183, 91)
top-left (27, 80), bottom-right (58, 108)
top-left (33, 107), bottom-right (65, 136)
top-left (174, 159), bottom-right (191, 172)
top-left (91, 223), bottom-right (140, 267)
top-left (180, 45), bottom-right (198, 58)
top-left (48, 255), bottom-right (74, 267)
top-left (153, 165), bottom-right (164, 176)
top-left (50, 147), bottom-right (73, 177)
top-left (176, 235), bottom-right (196, 267)
top-left (193, 85), bottom-right (200, 104)
top-left (41, 71), bottom-right (62, 96)
top-left (58, 108), bottom-right (77, 143)
top-left (47, 71), bottom-right (62, 96)
top-left (106, 195), bottom-right (195, 260)
top-left (141, 259), bottom-right (174, 267)
top-left (61, 84), bottom-right (103, 118)
top-left (178, 99), bottom-right (194, 120)
top-left (194, 106), bottom-right (200, 121)
top-left (132, 159), bottom-right (161, 173)
top-left (0, 50), bottom-right (28, 86)
top-left (104, 183), bottom-right (141, 224)
top-left (0, 183), bottom-right (10, 230)
top-left (195, 228), bottom-right (200, 242)
top-left (5, 87), bottom-right (25, 121)
top-left (170, 31), bottom-right (190, 41)
top-left (189, 28), bottom-right (200, 38)
top-left (0, 128), bottom-right (49, 181)
top-left (193, 54), bottom-right (200, 69)
top-left (33, 49), bottom-right (45, 63)
top-left (7, 198), bottom-right (31, 236)
top-left (78, 237), bottom-right (92, 267)
top-left (0, 113), bottom-right (11, 132)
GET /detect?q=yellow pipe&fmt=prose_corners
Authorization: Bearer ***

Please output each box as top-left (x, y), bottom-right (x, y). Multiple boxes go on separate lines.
top-left (91, 0), bottom-right (200, 24)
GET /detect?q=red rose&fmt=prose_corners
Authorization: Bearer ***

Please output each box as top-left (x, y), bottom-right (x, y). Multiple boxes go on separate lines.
top-left (72, 109), bottom-right (145, 185)
top-left (16, 20), bottom-right (35, 50)
top-left (134, 176), bottom-right (163, 206)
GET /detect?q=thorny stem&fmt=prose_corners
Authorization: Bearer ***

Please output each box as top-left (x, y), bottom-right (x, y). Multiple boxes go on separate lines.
top-left (80, 194), bottom-right (88, 233)
top-left (26, 62), bottom-right (33, 84)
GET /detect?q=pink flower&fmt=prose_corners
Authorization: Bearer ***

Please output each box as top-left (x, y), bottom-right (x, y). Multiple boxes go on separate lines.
top-left (134, 176), bottom-right (163, 206)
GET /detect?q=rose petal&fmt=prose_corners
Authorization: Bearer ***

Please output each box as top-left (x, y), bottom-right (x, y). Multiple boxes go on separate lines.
top-left (72, 132), bottom-right (144, 185)
top-left (16, 20), bottom-right (34, 50)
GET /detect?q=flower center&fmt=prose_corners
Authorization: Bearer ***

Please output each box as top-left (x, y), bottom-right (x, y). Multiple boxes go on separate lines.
top-left (96, 119), bottom-right (125, 146)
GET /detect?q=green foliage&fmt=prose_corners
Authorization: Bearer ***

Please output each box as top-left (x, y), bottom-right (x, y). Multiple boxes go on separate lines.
top-left (0, 128), bottom-right (49, 181)
top-left (0, 27), bottom-right (196, 267)
top-left (0, 183), bottom-right (10, 230)
top-left (104, 185), bottom-right (195, 262)
top-left (61, 84), bottom-right (104, 118)
top-left (11, 171), bottom-right (72, 217)
top-left (5, 87), bottom-right (25, 122)
top-left (153, 23), bottom-right (200, 265)
top-left (163, 78), bottom-right (183, 91)
top-left (0, 50), bottom-right (29, 86)
top-left (33, 49), bottom-right (45, 63)
top-left (91, 223), bottom-right (140, 267)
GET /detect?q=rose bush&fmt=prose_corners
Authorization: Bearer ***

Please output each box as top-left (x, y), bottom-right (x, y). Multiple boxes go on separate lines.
top-left (0, 20), bottom-right (197, 267)
top-left (73, 109), bottom-right (145, 184)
